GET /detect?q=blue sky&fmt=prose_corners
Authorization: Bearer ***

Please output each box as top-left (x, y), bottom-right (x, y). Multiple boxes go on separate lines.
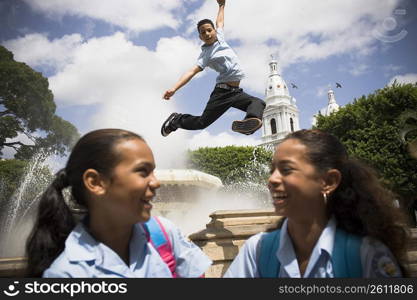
top-left (1, 0), bottom-right (417, 168)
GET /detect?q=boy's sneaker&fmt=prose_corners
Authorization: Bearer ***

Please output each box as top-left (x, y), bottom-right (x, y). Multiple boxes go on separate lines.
top-left (232, 118), bottom-right (262, 135)
top-left (161, 113), bottom-right (180, 137)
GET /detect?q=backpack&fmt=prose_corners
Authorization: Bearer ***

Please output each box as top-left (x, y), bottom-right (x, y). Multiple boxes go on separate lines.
top-left (143, 217), bottom-right (178, 277)
top-left (258, 228), bottom-right (362, 277)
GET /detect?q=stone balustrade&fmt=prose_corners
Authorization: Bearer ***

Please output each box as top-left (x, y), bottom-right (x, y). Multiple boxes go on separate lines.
top-left (189, 209), bottom-right (282, 277)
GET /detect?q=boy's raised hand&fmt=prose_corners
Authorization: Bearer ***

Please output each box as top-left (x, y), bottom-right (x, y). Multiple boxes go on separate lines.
top-left (217, 0), bottom-right (225, 6)
top-left (163, 89), bottom-right (176, 100)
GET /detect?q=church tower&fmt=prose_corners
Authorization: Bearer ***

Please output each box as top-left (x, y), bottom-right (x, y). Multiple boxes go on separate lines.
top-left (312, 87), bottom-right (341, 126)
top-left (260, 57), bottom-right (300, 149)
top-left (325, 88), bottom-right (340, 115)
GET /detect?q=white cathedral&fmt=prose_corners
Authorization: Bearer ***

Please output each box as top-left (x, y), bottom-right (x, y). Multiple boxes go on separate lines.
top-left (259, 57), bottom-right (340, 149)
top-left (259, 57), bottom-right (300, 150)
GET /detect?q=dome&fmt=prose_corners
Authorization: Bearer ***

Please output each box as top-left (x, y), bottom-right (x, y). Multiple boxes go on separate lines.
top-left (325, 89), bottom-right (340, 116)
top-left (265, 59), bottom-right (291, 100)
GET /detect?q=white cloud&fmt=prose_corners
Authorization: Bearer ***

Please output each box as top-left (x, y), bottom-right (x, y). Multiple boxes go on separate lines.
top-left (388, 73), bottom-right (417, 85)
top-left (187, 130), bottom-right (260, 150)
top-left (43, 33), bottom-right (201, 107)
top-left (4, 32), bottom-right (203, 168)
top-left (349, 64), bottom-right (370, 76)
top-left (22, 0), bottom-right (183, 33)
top-left (52, 33), bottom-right (201, 168)
top-left (2, 33), bottom-right (83, 71)
top-left (382, 64), bottom-right (403, 77)
top-left (187, 0), bottom-right (400, 93)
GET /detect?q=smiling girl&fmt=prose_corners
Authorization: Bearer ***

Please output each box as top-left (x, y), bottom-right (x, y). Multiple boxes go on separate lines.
top-left (26, 129), bottom-right (211, 277)
top-left (224, 129), bottom-right (409, 278)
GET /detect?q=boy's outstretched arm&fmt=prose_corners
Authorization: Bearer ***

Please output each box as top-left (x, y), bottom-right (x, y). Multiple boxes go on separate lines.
top-left (163, 65), bottom-right (202, 100)
top-left (216, 0), bottom-right (225, 29)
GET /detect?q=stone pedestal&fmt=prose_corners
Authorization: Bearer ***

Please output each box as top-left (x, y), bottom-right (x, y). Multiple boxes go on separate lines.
top-left (189, 209), bottom-right (282, 278)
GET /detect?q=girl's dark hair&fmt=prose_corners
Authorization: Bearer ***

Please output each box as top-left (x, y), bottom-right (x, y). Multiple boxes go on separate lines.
top-left (197, 19), bottom-right (215, 32)
top-left (25, 129), bottom-right (144, 277)
top-left (282, 129), bottom-right (409, 267)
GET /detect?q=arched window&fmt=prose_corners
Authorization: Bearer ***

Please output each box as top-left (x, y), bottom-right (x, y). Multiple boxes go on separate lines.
top-left (290, 118), bottom-right (294, 132)
top-left (271, 118), bottom-right (277, 134)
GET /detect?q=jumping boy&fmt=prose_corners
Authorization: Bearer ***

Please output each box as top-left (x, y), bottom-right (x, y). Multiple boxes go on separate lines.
top-left (161, 0), bottom-right (265, 137)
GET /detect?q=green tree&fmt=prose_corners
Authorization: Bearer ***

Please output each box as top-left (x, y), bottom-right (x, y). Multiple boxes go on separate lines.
top-left (399, 110), bottom-right (417, 160)
top-left (314, 83), bottom-right (417, 218)
top-left (187, 146), bottom-right (273, 184)
top-left (0, 159), bottom-right (28, 206)
top-left (0, 46), bottom-right (79, 159)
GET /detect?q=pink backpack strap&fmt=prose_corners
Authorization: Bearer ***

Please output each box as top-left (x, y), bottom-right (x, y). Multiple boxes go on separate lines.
top-left (143, 217), bottom-right (178, 277)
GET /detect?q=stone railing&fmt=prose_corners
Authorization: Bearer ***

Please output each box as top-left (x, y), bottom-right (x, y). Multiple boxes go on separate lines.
top-left (189, 209), bottom-right (282, 277)
top-left (0, 257), bottom-right (27, 277)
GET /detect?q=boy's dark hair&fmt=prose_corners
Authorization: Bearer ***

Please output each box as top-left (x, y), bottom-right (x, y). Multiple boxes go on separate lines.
top-left (197, 19), bottom-right (215, 32)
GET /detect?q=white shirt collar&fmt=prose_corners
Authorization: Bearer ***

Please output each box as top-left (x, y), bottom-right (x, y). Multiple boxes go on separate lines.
top-left (277, 216), bottom-right (337, 277)
top-left (65, 221), bottom-right (147, 271)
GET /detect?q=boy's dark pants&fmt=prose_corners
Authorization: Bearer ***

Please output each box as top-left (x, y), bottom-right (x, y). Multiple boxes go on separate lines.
top-left (177, 86), bottom-right (266, 130)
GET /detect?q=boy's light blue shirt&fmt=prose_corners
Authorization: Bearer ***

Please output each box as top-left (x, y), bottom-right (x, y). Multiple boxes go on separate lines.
top-left (197, 28), bottom-right (245, 83)
top-left (43, 217), bottom-right (212, 278)
top-left (223, 217), bottom-right (402, 278)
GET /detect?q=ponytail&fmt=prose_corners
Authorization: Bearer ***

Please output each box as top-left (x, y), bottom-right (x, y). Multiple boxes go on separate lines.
top-left (26, 169), bottom-right (75, 277)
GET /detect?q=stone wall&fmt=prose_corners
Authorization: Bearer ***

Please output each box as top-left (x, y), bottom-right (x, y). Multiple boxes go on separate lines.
top-left (189, 209), bottom-right (282, 277)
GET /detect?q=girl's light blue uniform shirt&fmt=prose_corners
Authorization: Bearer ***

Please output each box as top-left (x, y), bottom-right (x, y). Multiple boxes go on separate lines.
top-left (43, 217), bottom-right (212, 278)
top-left (224, 217), bottom-right (402, 278)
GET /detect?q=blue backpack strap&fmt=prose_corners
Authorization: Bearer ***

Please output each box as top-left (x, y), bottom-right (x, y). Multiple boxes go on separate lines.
top-left (143, 217), bottom-right (178, 277)
top-left (144, 217), bottom-right (167, 247)
top-left (333, 228), bottom-right (363, 277)
top-left (258, 229), bottom-right (281, 278)
top-left (345, 232), bottom-right (362, 277)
